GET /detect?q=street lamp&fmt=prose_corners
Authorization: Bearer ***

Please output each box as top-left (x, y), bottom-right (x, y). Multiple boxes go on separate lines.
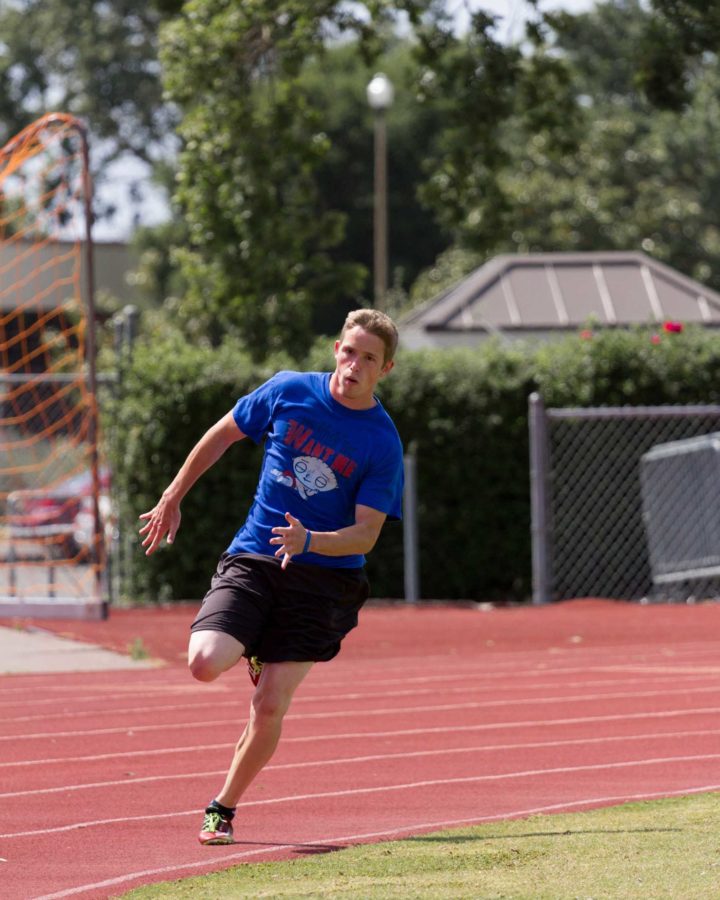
top-left (366, 72), bottom-right (394, 310)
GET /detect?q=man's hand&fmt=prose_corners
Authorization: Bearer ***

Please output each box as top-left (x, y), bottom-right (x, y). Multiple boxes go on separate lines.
top-left (138, 495), bottom-right (181, 556)
top-left (270, 512), bottom-right (308, 570)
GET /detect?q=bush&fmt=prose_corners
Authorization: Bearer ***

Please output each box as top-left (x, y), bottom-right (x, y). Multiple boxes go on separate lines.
top-left (106, 335), bottom-right (294, 602)
top-left (104, 323), bottom-right (720, 603)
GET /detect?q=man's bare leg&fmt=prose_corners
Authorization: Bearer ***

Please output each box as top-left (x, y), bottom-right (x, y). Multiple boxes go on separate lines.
top-left (188, 630), bottom-right (245, 682)
top-left (215, 660), bottom-right (313, 808)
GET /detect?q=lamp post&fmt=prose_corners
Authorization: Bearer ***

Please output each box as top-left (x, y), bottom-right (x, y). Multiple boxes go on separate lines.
top-left (366, 72), bottom-right (394, 310)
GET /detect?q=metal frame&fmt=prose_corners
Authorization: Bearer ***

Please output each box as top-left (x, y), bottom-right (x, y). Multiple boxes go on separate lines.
top-left (0, 113), bottom-right (106, 619)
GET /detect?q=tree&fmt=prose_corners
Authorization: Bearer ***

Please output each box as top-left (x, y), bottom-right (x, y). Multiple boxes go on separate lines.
top-left (541, 0), bottom-right (649, 106)
top-left (299, 39), bottom-right (451, 322)
top-left (409, 6), bottom-right (582, 247)
top-left (1, 0), bottom-right (583, 350)
top-left (0, 0), bottom-right (180, 158)
top-left (159, 1), bottom-right (582, 357)
top-left (639, 0), bottom-right (720, 109)
top-left (428, 1), bottom-right (720, 295)
top-left (540, 1), bottom-right (715, 113)
top-left (0, 0), bottom-right (182, 222)
top-left (159, 0), bottom-right (380, 358)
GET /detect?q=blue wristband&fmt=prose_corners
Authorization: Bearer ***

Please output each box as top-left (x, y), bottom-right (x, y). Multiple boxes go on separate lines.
top-left (302, 529), bottom-right (312, 554)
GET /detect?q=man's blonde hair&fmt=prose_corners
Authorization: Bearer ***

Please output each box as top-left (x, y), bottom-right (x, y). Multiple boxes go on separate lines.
top-left (340, 308), bottom-right (399, 364)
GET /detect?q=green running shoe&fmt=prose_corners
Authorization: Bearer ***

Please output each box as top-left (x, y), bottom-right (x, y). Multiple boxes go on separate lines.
top-left (198, 808), bottom-right (234, 845)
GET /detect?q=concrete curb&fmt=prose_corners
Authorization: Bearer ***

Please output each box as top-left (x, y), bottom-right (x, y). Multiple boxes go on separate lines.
top-left (0, 626), bottom-right (158, 674)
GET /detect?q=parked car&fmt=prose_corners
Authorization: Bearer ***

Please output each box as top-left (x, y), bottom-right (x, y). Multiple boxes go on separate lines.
top-left (7, 467), bottom-right (112, 560)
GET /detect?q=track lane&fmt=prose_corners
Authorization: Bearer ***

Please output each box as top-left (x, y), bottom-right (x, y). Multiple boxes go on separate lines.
top-left (2, 602), bottom-right (720, 899)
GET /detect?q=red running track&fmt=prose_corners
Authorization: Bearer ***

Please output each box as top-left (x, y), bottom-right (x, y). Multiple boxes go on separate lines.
top-left (2, 599), bottom-right (720, 899)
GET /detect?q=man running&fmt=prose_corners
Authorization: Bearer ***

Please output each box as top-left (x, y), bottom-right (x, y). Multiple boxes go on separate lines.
top-left (139, 308), bottom-right (404, 844)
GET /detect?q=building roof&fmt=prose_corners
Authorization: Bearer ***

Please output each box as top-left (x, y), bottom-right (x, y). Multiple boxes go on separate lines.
top-left (401, 251), bottom-right (720, 340)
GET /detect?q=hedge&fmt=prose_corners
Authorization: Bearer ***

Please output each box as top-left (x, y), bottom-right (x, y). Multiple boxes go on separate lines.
top-left (104, 324), bottom-right (720, 603)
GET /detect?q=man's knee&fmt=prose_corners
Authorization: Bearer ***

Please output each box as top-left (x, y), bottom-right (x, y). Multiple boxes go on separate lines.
top-left (250, 662), bottom-right (312, 723)
top-left (188, 648), bottom-right (222, 682)
top-left (251, 688), bottom-right (289, 723)
top-left (188, 631), bottom-right (244, 682)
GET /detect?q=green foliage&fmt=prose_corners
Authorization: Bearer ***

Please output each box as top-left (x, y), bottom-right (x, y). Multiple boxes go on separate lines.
top-left (10, 0), bottom-right (720, 361)
top-left (129, 220), bottom-right (189, 311)
top-left (638, 0), bottom-right (720, 110)
top-left (159, 0), bottom-right (376, 359)
top-left (374, 344), bottom-right (534, 599)
top-left (0, 0), bottom-right (180, 226)
top-left (414, 6), bottom-right (582, 245)
top-left (401, 3), bottom-right (720, 317)
top-left (128, 636), bottom-right (150, 660)
top-left (418, 9), bottom-right (720, 300)
top-left (106, 334), bottom-right (294, 601)
top-left (545, 1), bottom-right (659, 108)
top-left (299, 40), bottom-right (450, 318)
top-left (156, 1), bottom-right (582, 357)
top-left (106, 324), bottom-right (720, 604)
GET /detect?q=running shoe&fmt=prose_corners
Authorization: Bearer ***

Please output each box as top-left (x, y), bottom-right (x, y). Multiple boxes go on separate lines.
top-left (198, 808), bottom-right (234, 845)
top-left (247, 655), bottom-right (264, 686)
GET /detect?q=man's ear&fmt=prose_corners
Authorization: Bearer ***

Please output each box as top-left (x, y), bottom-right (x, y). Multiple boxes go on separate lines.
top-left (381, 359), bottom-right (394, 377)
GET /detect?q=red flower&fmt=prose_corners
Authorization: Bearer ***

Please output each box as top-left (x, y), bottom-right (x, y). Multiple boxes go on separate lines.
top-left (663, 321), bottom-right (683, 333)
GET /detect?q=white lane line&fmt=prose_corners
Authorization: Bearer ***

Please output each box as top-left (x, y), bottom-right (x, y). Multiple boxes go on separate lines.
top-left (595, 665), bottom-right (720, 675)
top-left (3, 669), bottom-right (720, 723)
top-left (29, 781), bottom-right (720, 900)
top-left (0, 685), bottom-right (219, 709)
top-left (5, 680), bottom-right (720, 729)
top-left (5, 727), bottom-right (720, 797)
top-left (2, 636), bottom-right (719, 701)
top-left (0, 667), bottom-right (688, 721)
top-left (1, 644), bottom-right (719, 707)
top-left (5, 724), bottom-right (720, 771)
top-left (6, 702), bottom-right (720, 745)
top-left (0, 653), bottom-right (720, 721)
top-left (5, 754), bottom-right (720, 840)
top-left (327, 643), bottom-right (720, 676)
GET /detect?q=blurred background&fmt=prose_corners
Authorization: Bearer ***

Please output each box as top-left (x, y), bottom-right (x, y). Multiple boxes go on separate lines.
top-left (4, 0), bottom-right (720, 614)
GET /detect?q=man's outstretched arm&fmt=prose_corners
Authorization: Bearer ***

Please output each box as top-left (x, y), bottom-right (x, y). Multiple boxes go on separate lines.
top-left (139, 411), bottom-right (245, 555)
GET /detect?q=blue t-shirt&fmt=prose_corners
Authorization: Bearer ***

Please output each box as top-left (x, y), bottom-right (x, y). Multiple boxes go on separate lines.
top-left (227, 371), bottom-right (404, 568)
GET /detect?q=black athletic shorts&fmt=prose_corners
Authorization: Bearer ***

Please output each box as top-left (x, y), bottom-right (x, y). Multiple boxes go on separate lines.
top-left (190, 552), bottom-right (370, 663)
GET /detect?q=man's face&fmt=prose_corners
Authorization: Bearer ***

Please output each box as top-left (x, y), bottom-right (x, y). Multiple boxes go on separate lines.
top-left (333, 326), bottom-right (393, 406)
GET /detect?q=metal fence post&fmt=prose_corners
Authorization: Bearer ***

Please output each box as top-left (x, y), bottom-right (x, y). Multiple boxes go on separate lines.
top-left (123, 304), bottom-right (139, 350)
top-left (529, 392), bottom-right (552, 605)
top-left (110, 304), bottom-right (140, 607)
top-left (403, 442), bottom-right (420, 603)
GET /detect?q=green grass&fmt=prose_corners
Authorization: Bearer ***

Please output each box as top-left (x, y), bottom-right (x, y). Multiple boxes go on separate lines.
top-left (127, 636), bottom-right (150, 660)
top-left (120, 792), bottom-right (720, 899)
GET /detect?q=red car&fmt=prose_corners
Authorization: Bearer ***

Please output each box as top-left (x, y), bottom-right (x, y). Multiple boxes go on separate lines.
top-left (7, 467), bottom-right (112, 560)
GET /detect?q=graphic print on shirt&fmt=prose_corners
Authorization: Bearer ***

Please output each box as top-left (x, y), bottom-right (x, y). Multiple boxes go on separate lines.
top-left (271, 456), bottom-right (338, 500)
top-left (271, 418), bottom-right (358, 500)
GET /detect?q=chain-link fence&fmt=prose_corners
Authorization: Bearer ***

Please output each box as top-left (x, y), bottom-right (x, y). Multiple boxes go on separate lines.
top-left (529, 394), bottom-right (720, 604)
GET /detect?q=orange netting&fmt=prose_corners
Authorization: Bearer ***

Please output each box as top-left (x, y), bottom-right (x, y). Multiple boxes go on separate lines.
top-left (0, 113), bottom-right (106, 611)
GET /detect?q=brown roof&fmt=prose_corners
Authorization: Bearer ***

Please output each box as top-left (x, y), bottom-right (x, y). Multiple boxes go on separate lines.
top-left (402, 251), bottom-right (720, 334)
